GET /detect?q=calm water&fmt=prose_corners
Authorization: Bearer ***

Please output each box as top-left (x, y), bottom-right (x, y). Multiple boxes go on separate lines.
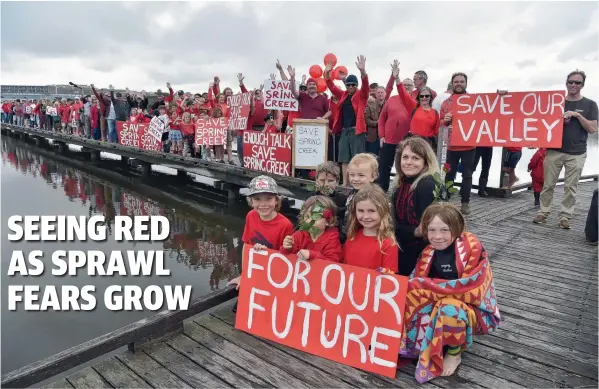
top-left (1, 138), bottom-right (243, 374)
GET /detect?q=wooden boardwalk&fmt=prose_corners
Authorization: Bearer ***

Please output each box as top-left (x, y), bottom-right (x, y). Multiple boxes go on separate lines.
top-left (36, 181), bottom-right (599, 388)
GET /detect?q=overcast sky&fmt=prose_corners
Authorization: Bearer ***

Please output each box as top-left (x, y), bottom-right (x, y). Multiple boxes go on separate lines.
top-left (1, 1), bottom-right (598, 101)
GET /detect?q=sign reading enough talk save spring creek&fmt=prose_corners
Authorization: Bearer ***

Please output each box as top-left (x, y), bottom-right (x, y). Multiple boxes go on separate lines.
top-left (242, 130), bottom-right (292, 176)
top-left (450, 90), bottom-right (565, 148)
top-left (235, 246), bottom-right (409, 377)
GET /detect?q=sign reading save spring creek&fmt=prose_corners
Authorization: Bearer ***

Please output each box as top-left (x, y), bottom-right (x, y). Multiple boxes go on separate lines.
top-left (263, 79), bottom-right (299, 111)
top-left (242, 130), bottom-right (292, 176)
top-left (227, 92), bottom-right (252, 131)
top-left (195, 117), bottom-right (228, 146)
top-left (117, 121), bottom-right (161, 151)
top-left (235, 246), bottom-right (409, 377)
top-left (450, 90), bottom-right (565, 148)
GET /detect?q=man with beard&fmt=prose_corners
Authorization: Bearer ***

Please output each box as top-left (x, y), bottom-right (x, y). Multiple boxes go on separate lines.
top-left (439, 72), bottom-right (474, 215)
top-left (288, 68), bottom-right (329, 120)
top-left (534, 70), bottom-right (598, 229)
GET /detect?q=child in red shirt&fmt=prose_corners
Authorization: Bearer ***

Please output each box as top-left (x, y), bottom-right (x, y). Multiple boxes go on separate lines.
top-left (228, 176), bottom-right (294, 311)
top-left (264, 113), bottom-right (279, 133)
top-left (528, 148), bottom-right (546, 206)
top-left (280, 196), bottom-right (342, 263)
top-left (179, 112), bottom-right (196, 157)
top-left (343, 185), bottom-right (399, 273)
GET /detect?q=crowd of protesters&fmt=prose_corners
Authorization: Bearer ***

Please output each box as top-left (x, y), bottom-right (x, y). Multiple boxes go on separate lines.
top-left (1, 58), bottom-right (596, 220)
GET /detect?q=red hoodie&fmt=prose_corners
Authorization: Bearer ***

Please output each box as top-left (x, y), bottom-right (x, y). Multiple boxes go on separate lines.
top-left (279, 228), bottom-right (343, 263)
top-left (59, 104), bottom-right (70, 123)
top-left (528, 149), bottom-right (546, 192)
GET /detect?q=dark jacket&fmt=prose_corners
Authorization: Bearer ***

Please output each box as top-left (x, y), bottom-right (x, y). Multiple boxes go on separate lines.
top-left (91, 86), bottom-right (111, 118)
top-left (110, 91), bottom-right (130, 121)
top-left (390, 174), bottom-right (436, 275)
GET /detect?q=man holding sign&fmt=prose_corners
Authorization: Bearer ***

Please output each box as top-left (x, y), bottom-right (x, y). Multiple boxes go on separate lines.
top-left (534, 70), bottom-right (598, 229)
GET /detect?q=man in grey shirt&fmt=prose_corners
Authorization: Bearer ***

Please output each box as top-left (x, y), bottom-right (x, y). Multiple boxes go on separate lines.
top-left (534, 70), bottom-right (598, 229)
top-left (83, 96), bottom-right (91, 138)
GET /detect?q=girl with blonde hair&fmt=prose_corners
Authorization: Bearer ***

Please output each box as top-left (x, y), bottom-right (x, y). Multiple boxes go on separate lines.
top-left (343, 185), bottom-right (398, 273)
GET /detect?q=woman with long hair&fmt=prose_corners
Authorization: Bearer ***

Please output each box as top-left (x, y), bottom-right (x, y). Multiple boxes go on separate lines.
top-left (391, 136), bottom-right (439, 276)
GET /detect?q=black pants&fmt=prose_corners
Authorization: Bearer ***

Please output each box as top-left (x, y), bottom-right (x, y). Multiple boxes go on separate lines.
top-left (328, 133), bottom-right (341, 162)
top-left (445, 149), bottom-right (476, 204)
top-left (585, 189), bottom-right (598, 243)
top-left (473, 147), bottom-right (493, 187)
top-left (378, 143), bottom-right (397, 193)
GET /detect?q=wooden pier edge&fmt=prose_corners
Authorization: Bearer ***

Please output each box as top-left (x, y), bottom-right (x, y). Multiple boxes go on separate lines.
top-left (0, 287), bottom-right (237, 388)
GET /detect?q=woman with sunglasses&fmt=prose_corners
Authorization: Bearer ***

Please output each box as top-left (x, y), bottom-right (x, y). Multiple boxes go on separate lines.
top-left (395, 73), bottom-right (440, 151)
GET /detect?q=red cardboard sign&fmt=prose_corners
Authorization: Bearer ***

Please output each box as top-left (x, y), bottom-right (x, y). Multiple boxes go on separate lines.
top-left (235, 246), bottom-right (409, 378)
top-left (117, 121), bottom-right (162, 151)
top-left (242, 130), bottom-right (292, 176)
top-left (227, 92), bottom-right (252, 131)
top-left (195, 117), bottom-right (228, 146)
top-left (450, 90), bottom-right (565, 147)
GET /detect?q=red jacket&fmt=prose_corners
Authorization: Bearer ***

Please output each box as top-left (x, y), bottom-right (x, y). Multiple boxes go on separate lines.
top-left (90, 105), bottom-right (100, 129)
top-left (59, 104), bottom-right (70, 122)
top-left (280, 228), bottom-right (343, 263)
top-left (528, 149), bottom-right (546, 192)
top-left (397, 83), bottom-right (439, 138)
top-left (326, 73), bottom-right (370, 135)
top-left (378, 95), bottom-right (410, 144)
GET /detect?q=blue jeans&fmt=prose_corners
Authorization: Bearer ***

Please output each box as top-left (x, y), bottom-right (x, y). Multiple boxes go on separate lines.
top-left (237, 134), bottom-right (244, 166)
top-left (107, 119), bottom-right (117, 143)
top-left (92, 127), bottom-right (101, 140)
top-left (365, 139), bottom-right (380, 156)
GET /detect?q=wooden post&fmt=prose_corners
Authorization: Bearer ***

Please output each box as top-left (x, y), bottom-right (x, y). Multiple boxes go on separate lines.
top-left (437, 126), bottom-right (450, 181)
top-left (140, 162), bottom-right (152, 178)
top-left (121, 156), bottom-right (129, 166)
top-left (57, 142), bottom-right (67, 154)
top-left (90, 150), bottom-right (101, 163)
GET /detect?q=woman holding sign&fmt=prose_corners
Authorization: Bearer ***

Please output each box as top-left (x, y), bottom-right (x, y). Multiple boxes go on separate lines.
top-left (400, 202), bottom-right (500, 382)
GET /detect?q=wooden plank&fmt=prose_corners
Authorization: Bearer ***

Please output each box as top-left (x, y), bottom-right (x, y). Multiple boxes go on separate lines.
top-left (92, 357), bottom-right (151, 388)
top-left (460, 352), bottom-right (554, 388)
top-left (184, 321), bottom-right (312, 388)
top-left (500, 314), bottom-right (598, 348)
top-left (43, 378), bottom-right (74, 389)
top-left (115, 351), bottom-right (191, 388)
top-left (166, 333), bottom-right (272, 388)
top-left (493, 271), bottom-right (596, 299)
top-left (490, 255), bottom-right (598, 281)
top-left (398, 365), bottom-right (481, 388)
top-left (492, 267), bottom-right (598, 296)
top-left (195, 314), bottom-right (355, 388)
top-left (211, 306), bottom-right (416, 388)
top-left (498, 303), bottom-right (598, 337)
top-left (143, 342), bottom-right (230, 388)
top-left (1, 287), bottom-right (237, 389)
top-left (476, 333), bottom-right (598, 379)
top-left (65, 367), bottom-right (112, 389)
top-left (496, 285), bottom-right (596, 314)
top-left (467, 343), bottom-right (599, 388)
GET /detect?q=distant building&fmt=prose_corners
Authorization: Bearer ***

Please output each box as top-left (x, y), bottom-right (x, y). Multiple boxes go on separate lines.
top-left (0, 84), bottom-right (131, 100)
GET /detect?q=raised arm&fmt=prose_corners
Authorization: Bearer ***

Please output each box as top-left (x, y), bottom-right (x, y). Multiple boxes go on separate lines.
top-left (276, 60), bottom-right (289, 81)
top-left (356, 55), bottom-right (369, 100)
top-left (324, 62), bottom-right (344, 99)
top-left (287, 66), bottom-right (301, 100)
top-left (238, 73), bottom-right (249, 93)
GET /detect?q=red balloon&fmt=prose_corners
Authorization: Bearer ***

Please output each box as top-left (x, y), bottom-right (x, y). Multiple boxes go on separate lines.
top-left (334, 66), bottom-right (348, 80)
top-left (309, 64), bottom-right (323, 79)
top-left (324, 53), bottom-right (338, 67)
top-left (331, 68), bottom-right (339, 81)
top-left (316, 78), bottom-right (327, 93)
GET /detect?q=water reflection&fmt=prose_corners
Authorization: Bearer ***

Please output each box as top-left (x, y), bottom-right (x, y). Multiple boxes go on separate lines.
top-left (1, 137), bottom-right (242, 373)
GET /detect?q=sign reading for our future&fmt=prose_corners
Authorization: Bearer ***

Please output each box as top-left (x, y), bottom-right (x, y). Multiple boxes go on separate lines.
top-left (263, 80), bottom-right (298, 111)
top-left (450, 90), bottom-right (565, 148)
top-left (235, 246), bottom-right (409, 378)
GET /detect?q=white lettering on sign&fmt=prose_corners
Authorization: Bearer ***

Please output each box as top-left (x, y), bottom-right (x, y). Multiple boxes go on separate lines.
top-left (195, 117), bottom-right (228, 146)
top-left (293, 121), bottom-right (328, 169)
top-left (264, 79), bottom-right (299, 112)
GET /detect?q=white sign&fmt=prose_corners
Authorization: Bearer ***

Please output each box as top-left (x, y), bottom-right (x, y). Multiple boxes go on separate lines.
top-left (292, 119), bottom-right (328, 170)
top-left (263, 79), bottom-right (298, 111)
top-left (47, 107), bottom-right (57, 116)
top-left (147, 116), bottom-right (165, 142)
top-left (25, 106), bottom-right (32, 114)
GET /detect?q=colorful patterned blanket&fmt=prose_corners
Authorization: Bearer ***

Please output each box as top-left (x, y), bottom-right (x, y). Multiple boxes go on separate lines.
top-left (399, 232), bottom-right (500, 383)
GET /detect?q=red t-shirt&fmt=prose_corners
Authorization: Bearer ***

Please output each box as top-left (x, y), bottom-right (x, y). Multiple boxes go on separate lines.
top-left (343, 230), bottom-right (398, 272)
top-left (280, 228), bottom-right (342, 263)
top-left (297, 92), bottom-right (329, 119)
top-left (179, 122), bottom-right (195, 136)
top-left (242, 210), bottom-right (293, 249)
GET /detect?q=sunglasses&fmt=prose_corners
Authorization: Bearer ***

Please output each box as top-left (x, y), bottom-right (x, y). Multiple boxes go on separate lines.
top-left (419, 94), bottom-right (431, 98)
top-left (567, 80), bottom-right (583, 85)
top-left (346, 83), bottom-right (357, 87)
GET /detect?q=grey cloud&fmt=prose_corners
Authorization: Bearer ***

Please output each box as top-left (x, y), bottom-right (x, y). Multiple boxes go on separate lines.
top-left (556, 33), bottom-right (599, 63)
top-left (514, 2), bottom-right (597, 46)
top-left (516, 59), bottom-right (536, 69)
